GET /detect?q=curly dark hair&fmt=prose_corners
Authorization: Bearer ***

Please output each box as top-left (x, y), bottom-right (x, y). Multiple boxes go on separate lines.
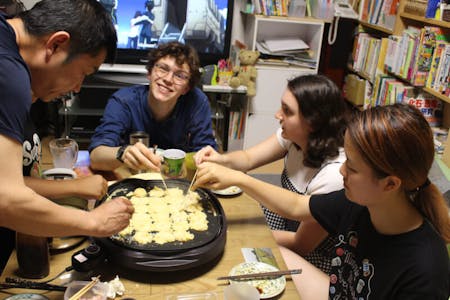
top-left (287, 74), bottom-right (348, 168)
top-left (146, 42), bottom-right (201, 90)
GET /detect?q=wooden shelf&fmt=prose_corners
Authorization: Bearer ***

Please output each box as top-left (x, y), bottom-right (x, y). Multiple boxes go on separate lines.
top-left (359, 21), bottom-right (394, 34)
top-left (423, 87), bottom-right (450, 104)
top-left (399, 13), bottom-right (450, 29)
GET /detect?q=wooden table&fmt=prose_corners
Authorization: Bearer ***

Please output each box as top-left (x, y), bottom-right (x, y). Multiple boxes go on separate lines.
top-left (3, 138), bottom-right (297, 298)
top-left (0, 190), bottom-right (300, 299)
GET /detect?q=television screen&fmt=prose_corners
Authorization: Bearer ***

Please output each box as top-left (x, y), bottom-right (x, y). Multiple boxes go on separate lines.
top-left (99, 0), bottom-right (233, 66)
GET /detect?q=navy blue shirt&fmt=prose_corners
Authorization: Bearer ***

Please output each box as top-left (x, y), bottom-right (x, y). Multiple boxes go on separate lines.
top-left (0, 12), bottom-right (33, 273)
top-left (88, 85), bottom-right (217, 152)
top-left (310, 190), bottom-right (449, 299)
top-left (0, 13), bottom-right (31, 143)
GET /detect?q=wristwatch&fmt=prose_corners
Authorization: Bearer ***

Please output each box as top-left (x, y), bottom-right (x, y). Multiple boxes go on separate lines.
top-left (116, 145), bottom-right (128, 163)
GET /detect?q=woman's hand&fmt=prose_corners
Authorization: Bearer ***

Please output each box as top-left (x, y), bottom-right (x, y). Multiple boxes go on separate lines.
top-left (122, 142), bottom-right (162, 172)
top-left (194, 162), bottom-right (240, 190)
top-left (194, 145), bottom-right (222, 165)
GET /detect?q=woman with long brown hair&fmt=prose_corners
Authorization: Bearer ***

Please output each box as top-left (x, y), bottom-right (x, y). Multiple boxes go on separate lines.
top-left (194, 103), bottom-right (450, 299)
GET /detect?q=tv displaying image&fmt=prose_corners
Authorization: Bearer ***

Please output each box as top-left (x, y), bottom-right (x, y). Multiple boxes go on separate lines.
top-left (98, 0), bottom-right (233, 66)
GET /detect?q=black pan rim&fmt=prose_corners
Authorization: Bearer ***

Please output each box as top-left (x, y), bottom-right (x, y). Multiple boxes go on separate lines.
top-left (98, 178), bottom-right (226, 252)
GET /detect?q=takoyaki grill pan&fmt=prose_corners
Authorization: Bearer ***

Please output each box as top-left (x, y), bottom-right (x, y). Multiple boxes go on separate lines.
top-left (94, 178), bottom-right (227, 272)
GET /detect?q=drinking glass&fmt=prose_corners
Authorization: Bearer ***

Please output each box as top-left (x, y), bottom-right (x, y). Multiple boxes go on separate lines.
top-left (49, 138), bottom-right (78, 169)
top-left (129, 131), bottom-right (149, 146)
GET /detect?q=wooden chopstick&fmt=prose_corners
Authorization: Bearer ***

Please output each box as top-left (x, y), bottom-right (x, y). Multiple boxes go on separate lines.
top-left (68, 275), bottom-right (101, 300)
top-left (153, 145), bottom-right (168, 190)
top-left (187, 169), bottom-right (198, 193)
top-left (217, 269), bottom-right (302, 281)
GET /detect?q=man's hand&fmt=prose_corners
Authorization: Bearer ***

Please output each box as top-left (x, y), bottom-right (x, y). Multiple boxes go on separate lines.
top-left (88, 196), bottom-right (134, 237)
top-left (72, 175), bottom-right (108, 199)
top-left (122, 142), bottom-right (162, 172)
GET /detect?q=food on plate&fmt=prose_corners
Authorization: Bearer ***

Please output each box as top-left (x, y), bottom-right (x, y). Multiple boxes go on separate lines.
top-left (229, 262), bottom-right (286, 299)
top-left (212, 186), bottom-right (242, 196)
top-left (115, 187), bottom-right (208, 245)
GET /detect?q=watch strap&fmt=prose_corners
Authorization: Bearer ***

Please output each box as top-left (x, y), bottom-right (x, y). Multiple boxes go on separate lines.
top-left (116, 145), bottom-right (128, 163)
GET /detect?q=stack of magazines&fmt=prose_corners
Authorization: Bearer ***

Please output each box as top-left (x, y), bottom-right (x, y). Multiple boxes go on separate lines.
top-left (256, 37), bottom-right (316, 68)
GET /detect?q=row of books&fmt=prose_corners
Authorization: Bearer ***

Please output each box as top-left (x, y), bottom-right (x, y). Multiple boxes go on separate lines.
top-left (229, 110), bottom-right (246, 141)
top-left (344, 74), bottom-right (443, 126)
top-left (351, 31), bottom-right (384, 82)
top-left (358, 0), bottom-right (399, 30)
top-left (351, 26), bottom-right (450, 97)
top-left (384, 26), bottom-right (450, 96)
top-left (250, 0), bottom-right (289, 16)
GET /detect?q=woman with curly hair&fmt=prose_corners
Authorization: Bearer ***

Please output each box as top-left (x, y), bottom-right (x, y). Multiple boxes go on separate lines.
top-left (195, 74), bottom-right (349, 272)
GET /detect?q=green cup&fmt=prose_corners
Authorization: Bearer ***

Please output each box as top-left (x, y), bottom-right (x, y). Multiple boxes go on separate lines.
top-left (163, 149), bottom-right (186, 178)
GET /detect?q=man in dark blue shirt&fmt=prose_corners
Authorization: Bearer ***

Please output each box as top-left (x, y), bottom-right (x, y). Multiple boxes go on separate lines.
top-left (0, 0), bottom-right (133, 263)
top-left (89, 42), bottom-right (217, 172)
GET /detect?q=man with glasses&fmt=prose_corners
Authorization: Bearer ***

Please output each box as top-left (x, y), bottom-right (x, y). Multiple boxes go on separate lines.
top-left (89, 42), bottom-right (217, 172)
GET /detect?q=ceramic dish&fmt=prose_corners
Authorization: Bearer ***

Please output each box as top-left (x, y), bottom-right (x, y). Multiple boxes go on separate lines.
top-left (228, 262), bottom-right (286, 299)
top-left (211, 186), bottom-right (242, 197)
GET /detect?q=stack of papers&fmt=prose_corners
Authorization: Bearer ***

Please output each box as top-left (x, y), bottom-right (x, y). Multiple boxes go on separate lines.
top-left (258, 38), bottom-right (309, 53)
top-left (256, 37), bottom-right (316, 69)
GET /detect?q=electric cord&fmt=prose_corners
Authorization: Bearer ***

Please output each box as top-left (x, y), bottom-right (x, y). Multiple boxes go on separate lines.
top-left (328, 15), bottom-right (340, 45)
top-left (4, 266), bottom-right (73, 287)
top-left (41, 265), bottom-right (74, 283)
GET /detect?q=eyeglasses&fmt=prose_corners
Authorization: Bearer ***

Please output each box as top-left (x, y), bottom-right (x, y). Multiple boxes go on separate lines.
top-left (153, 63), bottom-right (190, 85)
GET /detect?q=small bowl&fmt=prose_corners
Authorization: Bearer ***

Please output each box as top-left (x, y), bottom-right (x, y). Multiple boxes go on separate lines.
top-left (64, 280), bottom-right (108, 300)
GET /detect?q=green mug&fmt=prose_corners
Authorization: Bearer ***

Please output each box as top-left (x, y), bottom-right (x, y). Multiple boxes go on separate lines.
top-left (163, 149), bottom-right (186, 178)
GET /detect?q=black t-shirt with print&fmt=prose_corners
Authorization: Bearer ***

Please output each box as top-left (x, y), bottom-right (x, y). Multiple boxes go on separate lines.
top-left (310, 189), bottom-right (449, 299)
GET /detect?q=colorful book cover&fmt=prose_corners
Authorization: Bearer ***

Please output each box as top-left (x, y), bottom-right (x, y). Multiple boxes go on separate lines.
top-left (403, 90), bottom-right (443, 126)
top-left (427, 42), bottom-right (447, 88)
top-left (434, 45), bottom-right (450, 93)
top-left (376, 38), bottom-right (389, 75)
top-left (411, 27), bottom-right (436, 86)
top-left (425, 0), bottom-right (440, 18)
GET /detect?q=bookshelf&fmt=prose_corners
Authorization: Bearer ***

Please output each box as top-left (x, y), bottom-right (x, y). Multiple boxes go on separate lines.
top-left (232, 12), bottom-right (325, 148)
top-left (345, 0), bottom-right (450, 124)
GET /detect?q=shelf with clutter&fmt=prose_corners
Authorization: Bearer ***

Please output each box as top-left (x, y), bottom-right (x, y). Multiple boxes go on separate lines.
top-left (344, 0), bottom-right (450, 129)
top-left (343, 0), bottom-right (450, 173)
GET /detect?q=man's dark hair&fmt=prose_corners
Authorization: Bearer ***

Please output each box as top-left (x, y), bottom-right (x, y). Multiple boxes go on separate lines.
top-left (18, 0), bottom-right (117, 63)
top-left (146, 42), bottom-right (201, 90)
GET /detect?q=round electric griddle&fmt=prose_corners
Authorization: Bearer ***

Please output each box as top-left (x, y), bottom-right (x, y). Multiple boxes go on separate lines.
top-left (94, 178), bottom-right (227, 272)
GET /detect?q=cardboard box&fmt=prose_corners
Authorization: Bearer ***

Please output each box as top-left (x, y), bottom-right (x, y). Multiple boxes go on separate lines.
top-left (344, 74), bottom-right (366, 106)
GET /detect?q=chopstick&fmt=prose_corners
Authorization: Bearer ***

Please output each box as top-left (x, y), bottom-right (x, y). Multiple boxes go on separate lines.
top-left (68, 275), bottom-right (101, 300)
top-left (217, 269), bottom-right (302, 281)
top-left (153, 145), bottom-right (168, 190)
top-left (0, 281), bottom-right (66, 291)
top-left (187, 169), bottom-right (198, 193)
